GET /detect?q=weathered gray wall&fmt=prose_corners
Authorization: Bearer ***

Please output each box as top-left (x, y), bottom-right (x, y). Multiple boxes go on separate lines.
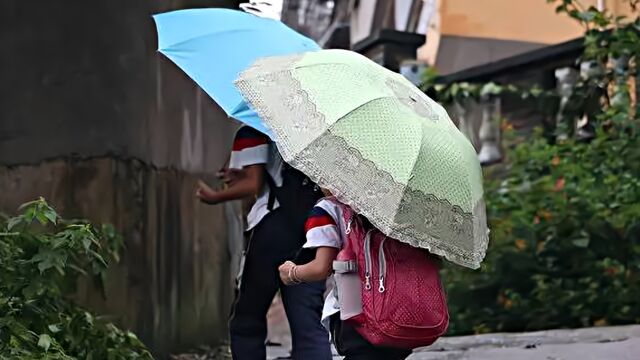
top-left (1, 0), bottom-right (241, 168)
top-left (1, 0), bottom-right (244, 356)
top-left (435, 35), bottom-right (546, 76)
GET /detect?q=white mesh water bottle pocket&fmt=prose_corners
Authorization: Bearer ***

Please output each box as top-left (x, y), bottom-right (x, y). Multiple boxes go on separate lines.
top-left (333, 260), bottom-right (363, 320)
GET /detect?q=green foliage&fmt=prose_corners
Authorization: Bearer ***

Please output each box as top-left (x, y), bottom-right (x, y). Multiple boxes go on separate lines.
top-left (547, 0), bottom-right (612, 29)
top-left (438, 1), bottom-right (640, 335)
top-left (422, 81), bottom-right (556, 106)
top-left (0, 198), bottom-right (153, 359)
top-left (444, 125), bottom-right (640, 335)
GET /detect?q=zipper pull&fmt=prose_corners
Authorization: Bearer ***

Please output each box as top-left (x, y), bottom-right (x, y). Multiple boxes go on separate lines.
top-left (378, 237), bottom-right (387, 293)
top-left (363, 231), bottom-right (372, 291)
top-left (346, 218), bottom-right (353, 235)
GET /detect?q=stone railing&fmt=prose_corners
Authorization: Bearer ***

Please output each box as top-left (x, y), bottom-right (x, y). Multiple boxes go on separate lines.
top-left (438, 54), bottom-right (638, 167)
top-left (445, 95), bottom-right (503, 166)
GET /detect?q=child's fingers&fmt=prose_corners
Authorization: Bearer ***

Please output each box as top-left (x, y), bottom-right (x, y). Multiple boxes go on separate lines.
top-left (197, 180), bottom-right (212, 191)
top-left (278, 261), bottom-right (294, 273)
top-left (195, 188), bottom-right (206, 200)
top-left (279, 261), bottom-right (294, 270)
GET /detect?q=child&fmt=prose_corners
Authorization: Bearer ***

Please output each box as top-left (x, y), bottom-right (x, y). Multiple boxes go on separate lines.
top-left (278, 195), bottom-right (413, 360)
top-left (197, 125), bottom-right (332, 360)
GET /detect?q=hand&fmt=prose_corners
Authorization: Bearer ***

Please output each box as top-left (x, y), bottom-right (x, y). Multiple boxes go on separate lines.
top-left (217, 168), bottom-right (244, 187)
top-left (196, 180), bottom-right (218, 204)
top-left (278, 261), bottom-right (299, 285)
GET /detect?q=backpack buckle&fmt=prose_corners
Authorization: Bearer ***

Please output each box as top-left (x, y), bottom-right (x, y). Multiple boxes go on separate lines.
top-left (333, 260), bottom-right (358, 273)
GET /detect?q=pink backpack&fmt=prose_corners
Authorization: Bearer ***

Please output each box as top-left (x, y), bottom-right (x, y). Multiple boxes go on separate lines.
top-left (331, 199), bottom-right (449, 349)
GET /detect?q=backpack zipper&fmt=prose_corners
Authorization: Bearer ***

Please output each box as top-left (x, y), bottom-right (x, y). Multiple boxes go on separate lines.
top-left (364, 231), bottom-right (372, 291)
top-left (378, 237), bottom-right (387, 293)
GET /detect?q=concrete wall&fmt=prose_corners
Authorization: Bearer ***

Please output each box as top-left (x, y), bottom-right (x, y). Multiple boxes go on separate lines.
top-left (438, 0), bottom-right (584, 45)
top-left (435, 35), bottom-right (545, 75)
top-left (1, 0), bottom-right (244, 356)
top-left (422, 0), bottom-right (636, 67)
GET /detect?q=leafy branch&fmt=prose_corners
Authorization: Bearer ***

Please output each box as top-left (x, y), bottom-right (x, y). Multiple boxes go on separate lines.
top-left (0, 198), bottom-right (152, 359)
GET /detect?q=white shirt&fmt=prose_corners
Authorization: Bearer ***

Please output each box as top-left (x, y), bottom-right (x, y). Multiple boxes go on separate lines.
top-left (302, 198), bottom-right (347, 331)
top-left (229, 126), bottom-right (283, 230)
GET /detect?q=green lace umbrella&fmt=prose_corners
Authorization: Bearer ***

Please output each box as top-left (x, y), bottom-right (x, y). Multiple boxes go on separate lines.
top-left (236, 49), bottom-right (489, 268)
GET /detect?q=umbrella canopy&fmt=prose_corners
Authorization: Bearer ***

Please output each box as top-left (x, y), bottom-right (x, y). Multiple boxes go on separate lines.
top-left (235, 50), bottom-right (489, 268)
top-left (153, 8), bottom-right (319, 138)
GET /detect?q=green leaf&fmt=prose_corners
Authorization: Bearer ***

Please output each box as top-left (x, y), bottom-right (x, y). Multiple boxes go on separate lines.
top-left (7, 216), bottom-right (23, 231)
top-left (37, 258), bottom-right (55, 274)
top-left (36, 212), bottom-right (49, 225)
top-left (82, 236), bottom-right (92, 251)
top-left (38, 333), bottom-right (52, 351)
top-left (43, 207), bottom-right (58, 224)
top-left (84, 311), bottom-right (94, 326)
top-left (18, 198), bottom-right (41, 210)
top-left (89, 250), bottom-right (107, 267)
top-left (480, 82), bottom-right (503, 97)
top-left (24, 205), bottom-right (38, 222)
top-left (48, 324), bottom-right (61, 333)
top-left (578, 10), bottom-right (597, 22)
top-left (68, 263), bottom-right (88, 276)
top-left (572, 238), bottom-right (590, 248)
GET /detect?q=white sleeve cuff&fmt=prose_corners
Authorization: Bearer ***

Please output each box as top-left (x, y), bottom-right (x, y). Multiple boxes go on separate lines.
top-left (303, 226), bottom-right (342, 249)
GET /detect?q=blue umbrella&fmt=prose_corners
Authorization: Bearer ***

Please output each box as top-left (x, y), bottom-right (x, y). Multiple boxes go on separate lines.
top-left (153, 8), bottom-right (319, 138)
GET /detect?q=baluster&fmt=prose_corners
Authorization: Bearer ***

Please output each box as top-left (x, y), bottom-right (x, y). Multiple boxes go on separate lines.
top-left (453, 99), bottom-right (478, 148)
top-left (477, 96), bottom-right (502, 165)
top-left (554, 67), bottom-right (579, 140)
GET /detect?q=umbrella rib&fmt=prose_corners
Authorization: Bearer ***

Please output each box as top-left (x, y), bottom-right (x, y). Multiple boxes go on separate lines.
top-left (157, 28), bottom-right (259, 51)
top-left (329, 95), bottom-right (409, 123)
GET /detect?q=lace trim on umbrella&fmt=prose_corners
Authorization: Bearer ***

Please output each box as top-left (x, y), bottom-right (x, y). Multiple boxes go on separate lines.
top-left (291, 134), bottom-right (489, 268)
top-left (236, 56), bottom-right (490, 269)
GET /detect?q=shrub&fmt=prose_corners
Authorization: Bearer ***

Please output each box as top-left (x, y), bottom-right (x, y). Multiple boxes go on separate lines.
top-left (437, 1), bottom-right (640, 335)
top-left (0, 198), bottom-right (153, 359)
top-left (444, 123), bottom-right (640, 335)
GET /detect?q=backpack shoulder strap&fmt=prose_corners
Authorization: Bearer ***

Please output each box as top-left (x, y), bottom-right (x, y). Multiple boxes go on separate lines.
top-left (321, 196), bottom-right (353, 222)
top-left (263, 168), bottom-right (277, 211)
top-left (321, 197), bottom-right (359, 251)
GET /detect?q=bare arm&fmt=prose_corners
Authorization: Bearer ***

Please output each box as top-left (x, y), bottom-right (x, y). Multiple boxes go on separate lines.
top-left (279, 247), bottom-right (339, 285)
top-left (196, 164), bottom-right (264, 204)
top-left (216, 155), bottom-right (231, 181)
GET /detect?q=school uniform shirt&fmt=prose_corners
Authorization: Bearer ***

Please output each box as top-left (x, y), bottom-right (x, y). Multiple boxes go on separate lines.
top-left (229, 126), bottom-right (284, 231)
top-left (302, 198), bottom-right (347, 331)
